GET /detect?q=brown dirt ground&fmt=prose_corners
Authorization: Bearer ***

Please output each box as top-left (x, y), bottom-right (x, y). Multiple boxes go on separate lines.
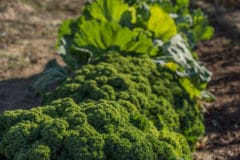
top-left (0, 0), bottom-right (240, 160)
top-left (191, 1), bottom-right (240, 160)
top-left (0, 0), bottom-right (85, 112)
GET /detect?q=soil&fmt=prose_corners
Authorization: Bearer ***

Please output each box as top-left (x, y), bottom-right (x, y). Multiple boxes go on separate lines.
top-left (0, 0), bottom-right (85, 112)
top-left (0, 0), bottom-right (240, 160)
top-left (192, 1), bottom-right (240, 159)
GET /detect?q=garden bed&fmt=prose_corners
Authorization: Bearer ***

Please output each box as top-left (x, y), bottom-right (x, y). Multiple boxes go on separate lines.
top-left (0, 0), bottom-right (239, 159)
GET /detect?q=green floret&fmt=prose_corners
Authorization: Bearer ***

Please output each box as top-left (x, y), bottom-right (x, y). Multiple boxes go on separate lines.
top-left (63, 125), bottom-right (105, 160)
top-left (0, 97), bottom-right (192, 160)
top-left (44, 52), bottom-right (204, 149)
top-left (0, 0), bottom-right (211, 158)
top-left (84, 101), bottom-right (130, 133)
top-left (0, 121), bottom-right (39, 159)
top-left (0, 52), bottom-right (204, 159)
top-left (14, 143), bottom-right (51, 160)
top-left (158, 130), bottom-right (192, 159)
top-left (104, 127), bottom-right (156, 160)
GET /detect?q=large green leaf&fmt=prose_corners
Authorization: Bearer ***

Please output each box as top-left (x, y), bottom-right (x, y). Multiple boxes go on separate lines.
top-left (73, 20), bottom-right (156, 55)
top-left (147, 5), bottom-right (177, 42)
top-left (33, 60), bottom-right (68, 95)
top-left (83, 0), bottom-right (130, 23)
top-left (71, 0), bottom-right (188, 37)
top-left (57, 20), bottom-right (158, 68)
top-left (154, 34), bottom-right (211, 96)
top-left (192, 9), bottom-right (214, 42)
top-left (125, 0), bottom-right (213, 47)
top-left (56, 0), bottom-right (213, 92)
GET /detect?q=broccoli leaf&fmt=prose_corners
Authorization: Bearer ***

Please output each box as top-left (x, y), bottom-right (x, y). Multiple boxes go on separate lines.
top-left (83, 0), bottom-right (131, 24)
top-left (154, 34), bottom-right (211, 96)
top-left (33, 59), bottom-right (68, 95)
top-left (147, 5), bottom-right (177, 42)
top-left (124, 0), bottom-right (213, 47)
top-left (192, 9), bottom-right (214, 42)
top-left (59, 20), bottom-right (157, 68)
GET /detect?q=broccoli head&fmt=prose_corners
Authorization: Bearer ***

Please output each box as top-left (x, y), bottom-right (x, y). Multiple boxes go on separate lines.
top-left (0, 52), bottom-right (203, 159)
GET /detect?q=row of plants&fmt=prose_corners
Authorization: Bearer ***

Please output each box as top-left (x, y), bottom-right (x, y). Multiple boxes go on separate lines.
top-left (0, 0), bottom-right (214, 159)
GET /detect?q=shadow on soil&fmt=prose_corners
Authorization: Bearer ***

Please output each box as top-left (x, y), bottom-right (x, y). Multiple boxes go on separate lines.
top-left (0, 155), bottom-right (6, 160)
top-left (0, 74), bottom-right (42, 113)
top-left (0, 18), bottom-right (49, 114)
top-left (209, 72), bottom-right (240, 86)
top-left (0, 59), bottom-right (64, 113)
top-left (230, 154), bottom-right (240, 160)
top-left (205, 100), bottom-right (240, 133)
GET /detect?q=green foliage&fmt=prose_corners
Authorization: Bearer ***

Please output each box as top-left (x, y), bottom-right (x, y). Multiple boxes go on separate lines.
top-left (0, 98), bottom-right (191, 160)
top-left (14, 143), bottom-right (51, 160)
top-left (55, 0), bottom-right (212, 98)
top-left (73, 20), bottom-right (157, 60)
top-left (0, 0), bottom-right (213, 159)
top-left (146, 5), bottom-right (177, 42)
top-left (0, 53), bottom-right (204, 159)
top-left (155, 34), bottom-right (212, 97)
top-left (83, 0), bottom-right (130, 23)
top-left (191, 9), bottom-right (214, 43)
top-left (125, 0), bottom-right (214, 45)
top-left (44, 52), bottom-right (204, 149)
top-left (33, 59), bottom-right (68, 95)
top-left (56, 0), bottom-right (178, 69)
top-left (57, 20), bottom-right (158, 69)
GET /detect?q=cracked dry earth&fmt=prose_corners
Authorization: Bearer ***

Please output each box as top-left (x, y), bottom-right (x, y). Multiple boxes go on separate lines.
top-left (0, 0), bottom-right (240, 160)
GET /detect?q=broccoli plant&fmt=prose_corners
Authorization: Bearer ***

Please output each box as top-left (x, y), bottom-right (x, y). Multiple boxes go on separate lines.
top-left (0, 0), bottom-right (213, 159)
top-left (57, 0), bottom-right (213, 98)
top-left (124, 0), bottom-right (214, 47)
top-left (0, 53), bottom-right (203, 159)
